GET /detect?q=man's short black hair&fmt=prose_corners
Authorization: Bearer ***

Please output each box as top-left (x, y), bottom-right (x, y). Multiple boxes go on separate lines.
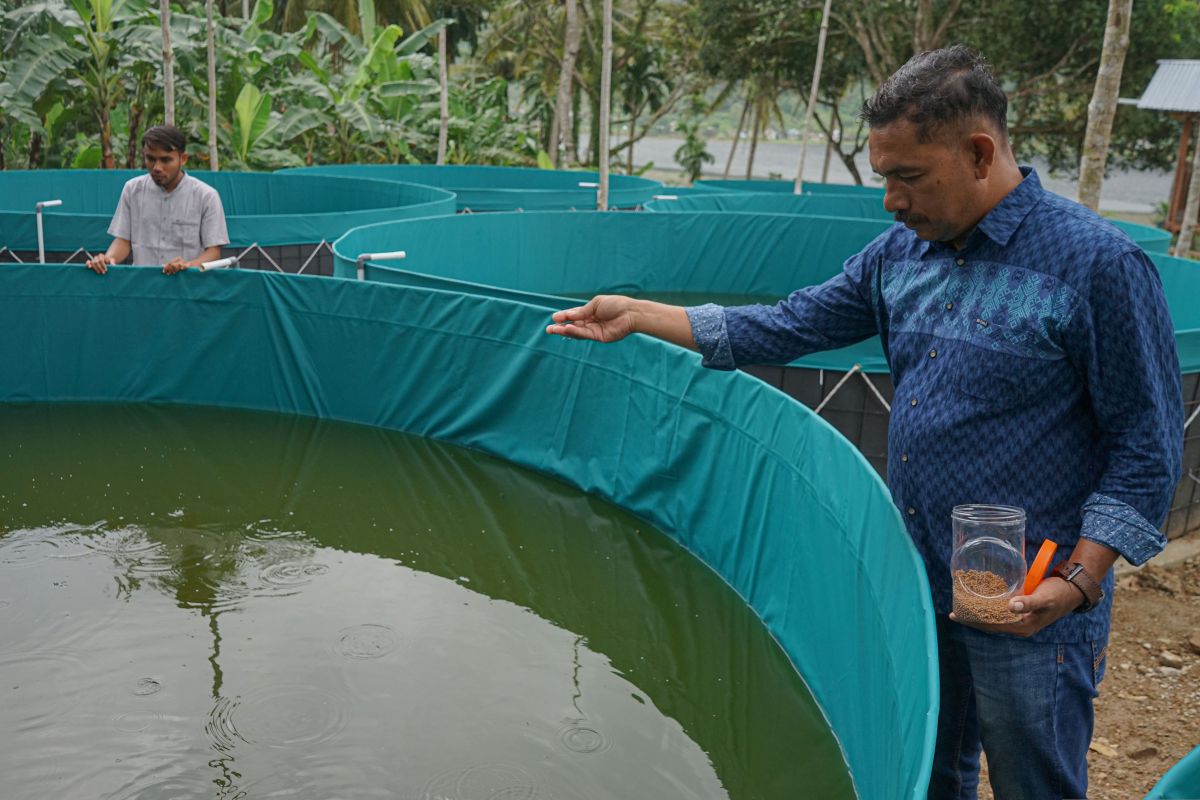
top-left (861, 45), bottom-right (1008, 143)
top-left (142, 125), bottom-right (188, 153)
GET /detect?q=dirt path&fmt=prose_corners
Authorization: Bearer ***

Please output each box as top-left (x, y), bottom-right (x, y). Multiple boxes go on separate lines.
top-left (1088, 559), bottom-right (1200, 797)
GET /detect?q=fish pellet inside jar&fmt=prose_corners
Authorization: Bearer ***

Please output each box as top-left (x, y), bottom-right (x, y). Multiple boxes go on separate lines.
top-left (952, 569), bottom-right (1022, 624)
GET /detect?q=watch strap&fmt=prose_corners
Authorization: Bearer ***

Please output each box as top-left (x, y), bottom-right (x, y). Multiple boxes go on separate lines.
top-left (1050, 561), bottom-right (1103, 612)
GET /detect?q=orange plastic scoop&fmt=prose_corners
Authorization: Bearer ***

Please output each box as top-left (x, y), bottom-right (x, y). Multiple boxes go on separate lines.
top-left (1023, 539), bottom-right (1058, 596)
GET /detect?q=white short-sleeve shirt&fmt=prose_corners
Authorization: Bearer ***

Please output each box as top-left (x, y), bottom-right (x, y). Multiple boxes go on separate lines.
top-left (107, 173), bottom-right (230, 266)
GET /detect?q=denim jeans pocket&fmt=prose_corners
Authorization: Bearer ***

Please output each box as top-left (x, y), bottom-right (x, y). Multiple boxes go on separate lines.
top-left (1092, 641), bottom-right (1108, 686)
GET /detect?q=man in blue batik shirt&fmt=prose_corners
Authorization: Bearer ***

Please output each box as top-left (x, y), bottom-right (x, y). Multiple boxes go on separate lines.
top-left (546, 46), bottom-right (1182, 800)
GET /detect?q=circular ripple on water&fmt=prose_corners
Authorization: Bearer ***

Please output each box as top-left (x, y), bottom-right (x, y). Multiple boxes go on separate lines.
top-left (336, 624), bottom-right (398, 660)
top-left (230, 685), bottom-right (349, 748)
top-left (204, 695), bottom-right (244, 753)
top-left (0, 649), bottom-right (85, 727)
top-left (420, 763), bottom-right (537, 800)
top-left (258, 561), bottom-right (329, 593)
top-left (78, 525), bottom-right (159, 559)
top-left (0, 527), bottom-right (92, 567)
top-left (558, 723), bottom-right (609, 755)
top-left (132, 676), bottom-right (164, 697)
top-left (112, 711), bottom-right (163, 733)
top-left (0, 598), bottom-right (12, 611)
top-left (243, 520), bottom-right (304, 542)
top-left (122, 775), bottom-right (219, 800)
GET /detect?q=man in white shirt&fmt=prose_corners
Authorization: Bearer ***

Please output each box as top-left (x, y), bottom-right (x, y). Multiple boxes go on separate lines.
top-left (86, 125), bottom-right (229, 275)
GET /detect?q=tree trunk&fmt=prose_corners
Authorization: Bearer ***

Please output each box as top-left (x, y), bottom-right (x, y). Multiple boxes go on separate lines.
top-left (207, 0), bottom-right (219, 170)
top-left (597, 0), bottom-right (612, 209)
top-left (549, 0), bottom-right (580, 168)
top-left (1077, 0), bottom-right (1134, 211)
top-left (821, 114), bottom-right (836, 183)
top-left (794, 0), bottom-right (833, 193)
top-left (126, 81), bottom-right (146, 167)
top-left (568, 83), bottom-right (581, 163)
top-left (745, 96), bottom-right (761, 180)
top-left (723, 94), bottom-right (750, 179)
top-left (587, 86), bottom-right (599, 167)
top-left (161, 0), bottom-right (175, 126)
top-left (1175, 135), bottom-right (1200, 258)
top-left (100, 106), bottom-right (115, 168)
top-left (28, 131), bottom-right (42, 169)
top-left (626, 111), bottom-right (637, 173)
top-left (437, 29), bottom-right (448, 164)
top-left (840, 151), bottom-right (863, 185)
top-left (913, 0), bottom-right (934, 54)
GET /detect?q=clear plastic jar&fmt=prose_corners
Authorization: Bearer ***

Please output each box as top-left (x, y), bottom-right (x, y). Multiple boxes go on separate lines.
top-left (951, 504), bottom-right (1026, 625)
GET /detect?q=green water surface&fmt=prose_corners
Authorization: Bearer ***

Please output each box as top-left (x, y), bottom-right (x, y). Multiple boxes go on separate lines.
top-left (0, 404), bottom-right (854, 799)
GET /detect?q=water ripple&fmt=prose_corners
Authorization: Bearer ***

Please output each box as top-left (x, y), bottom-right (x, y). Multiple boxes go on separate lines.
top-left (0, 649), bottom-right (85, 731)
top-left (78, 525), bottom-right (159, 559)
top-left (205, 695), bottom-right (244, 753)
top-left (558, 722), bottom-right (609, 755)
top-left (0, 526), bottom-right (93, 567)
top-left (420, 763), bottom-right (537, 800)
top-left (336, 624), bottom-right (397, 660)
top-left (230, 685), bottom-right (349, 747)
top-left (258, 561), bottom-right (329, 591)
top-left (112, 710), bottom-right (163, 733)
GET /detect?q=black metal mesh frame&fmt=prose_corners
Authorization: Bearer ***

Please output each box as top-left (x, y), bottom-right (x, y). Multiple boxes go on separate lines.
top-left (746, 364), bottom-right (1200, 542)
top-left (2, 244), bottom-right (336, 276)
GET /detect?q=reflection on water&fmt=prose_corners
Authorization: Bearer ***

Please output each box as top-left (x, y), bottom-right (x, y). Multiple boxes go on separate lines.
top-left (0, 403), bottom-right (854, 799)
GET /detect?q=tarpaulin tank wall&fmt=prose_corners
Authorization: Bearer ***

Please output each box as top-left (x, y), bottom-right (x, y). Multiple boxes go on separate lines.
top-left (644, 190), bottom-right (1174, 254)
top-left (334, 211), bottom-right (889, 475)
top-left (280, 164), bottom-right (662, 211)
top-left (691, 178), bottom-right (887, 197)
top-left (0, 170), bottom-right (456, 275)
top-left (1148, 743), bottom-right (1200, 798)
top-left (0, 263), bottom-right (937, 800)
top-left (332, 210), bottom-right (1200, 539)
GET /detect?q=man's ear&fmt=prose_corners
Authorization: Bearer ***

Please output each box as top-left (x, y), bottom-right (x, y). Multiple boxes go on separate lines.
top-left (179, 151), bottom-right (189, 167)
top-left (969, 132), bottom-right (997, 179)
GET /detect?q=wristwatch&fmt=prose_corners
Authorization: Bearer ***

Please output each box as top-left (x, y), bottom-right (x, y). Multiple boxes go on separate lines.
top-left (1050, 561), bottom-right (1104, 613)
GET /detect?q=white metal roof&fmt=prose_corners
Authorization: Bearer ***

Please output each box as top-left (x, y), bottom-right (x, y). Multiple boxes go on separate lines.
top-left (1136, 59), bottom-right (1200, 113)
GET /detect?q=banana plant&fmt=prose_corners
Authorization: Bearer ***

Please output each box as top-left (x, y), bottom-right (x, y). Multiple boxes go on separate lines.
top-left (232, 83), bottom-right (270, 162)
top-left (286, 10), bottom-right (447, 162)
top-left (2, 0), bottom-right (165, 167)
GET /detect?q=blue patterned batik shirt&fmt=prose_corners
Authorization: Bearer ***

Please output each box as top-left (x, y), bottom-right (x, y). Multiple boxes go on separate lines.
top-left (686, 168), bottom-right (1182, 643)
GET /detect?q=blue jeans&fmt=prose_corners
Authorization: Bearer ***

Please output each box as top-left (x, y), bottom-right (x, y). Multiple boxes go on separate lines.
top-left (928, 617), bottom-right (1107, 800)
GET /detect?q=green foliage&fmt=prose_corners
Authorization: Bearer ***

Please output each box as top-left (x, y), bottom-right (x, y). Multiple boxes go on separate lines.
top-left (434, 72), bottom-right (539, 165)
top-left (232, 83), bottom-right (272, 161)
top-left (0, 0), bottom-right (539, 169)
top-left (73, 143), bottom-right (102, 167)
top-left (961, 0), bottom-right (1200, 174)
top-left (2, 0), bottom-right (1196, 178)
top-left (672, 95), bottom-right (713, 184)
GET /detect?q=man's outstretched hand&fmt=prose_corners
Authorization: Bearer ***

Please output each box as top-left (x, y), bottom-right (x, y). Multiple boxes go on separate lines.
top-left (546, 295), bottom-right (640, 343)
